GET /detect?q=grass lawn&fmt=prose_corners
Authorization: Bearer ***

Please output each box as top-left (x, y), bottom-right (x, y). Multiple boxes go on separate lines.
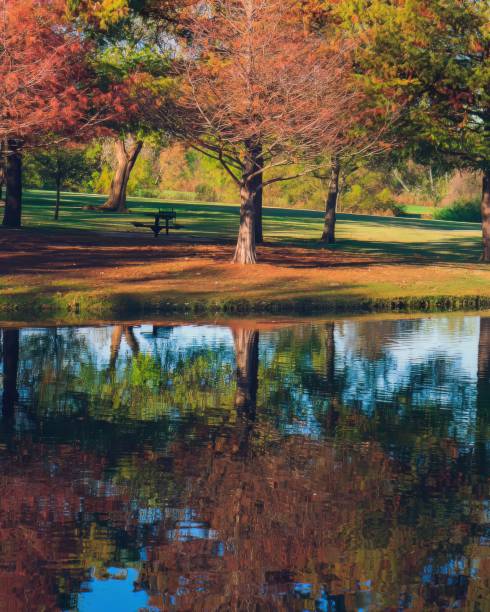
top-left (400, 204), bottom-right (436, 218)
top-left (1, 189), bottom-right (489, 318)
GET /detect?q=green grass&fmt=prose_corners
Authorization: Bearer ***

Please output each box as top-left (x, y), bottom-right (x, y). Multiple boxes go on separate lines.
top-left (2, 188), bottom-right (489, 320)
top-left (23, 189), bottom-right (483, 263)
top-left (400, 204), bottom-right (436, 217)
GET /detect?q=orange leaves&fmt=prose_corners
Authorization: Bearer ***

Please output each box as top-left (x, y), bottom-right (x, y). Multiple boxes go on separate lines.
top-left (172, 0), bottom-right (362, 170)
top-left (0, 0), bottom-right (128, 145)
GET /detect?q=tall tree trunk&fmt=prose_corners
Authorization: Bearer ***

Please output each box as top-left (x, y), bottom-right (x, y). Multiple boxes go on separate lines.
top-left (481, 168), bottom-right (490, 262)
top-left (108, 325), bottom-right (124, 373)
top-left (324, 322), bottom-right (340, 432)
top-left (253, 179), bottom-right (263, 244)
top-left (2, 328), bottom-right (19, 420)
top-left (233, 328), bottom-right (259, 457)
top-left (234, 328), bottom-right (259, 416)
top-left (251, 143), bottom-right (263, 244)
top-left (2, 141), bottom-right (22, 228)
top-left (476, 317), bottom-right (490, 475)
top-left (108, 325), bottom-right (140, 379)
top-left (233, 178), bottom-right (257, 264)
top-left (123, 325), bottom-right (140, 356)
top-left (321, 156), bottom-right (340, 244)
top-left (0, 140), bottom-right (7, 203)
top-left (100, 138), bottom-right (143, 213)
top-left (233, 143), bottom-right (259, 264)
top-left (0, 141), bottom-right (5, 202)
top-left (54, 161), bottom-right (61, 221)
top-left (325, 322), bottom-right (335, 391)
top-left (233, 180), bottom-right (256, 264)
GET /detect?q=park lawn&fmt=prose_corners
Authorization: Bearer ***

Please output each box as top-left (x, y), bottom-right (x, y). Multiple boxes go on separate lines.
top-left (1, 189), bottom-right (489, 318)
top-left (22, 190), bottom-right (480, 261)
top-left (400, 204), bottom-right (436, 218)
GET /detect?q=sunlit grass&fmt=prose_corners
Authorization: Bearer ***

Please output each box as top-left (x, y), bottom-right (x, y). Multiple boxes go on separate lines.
top-left (23, 189), bottom-right (483, 262)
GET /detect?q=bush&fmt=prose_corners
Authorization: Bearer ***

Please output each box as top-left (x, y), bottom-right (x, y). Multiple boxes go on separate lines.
top-left (195, 183), bottom-right (218, 202)
top-left (340, 169), bottom-right (404, 217)
top-left (434, 198), bottom-right (481, 222)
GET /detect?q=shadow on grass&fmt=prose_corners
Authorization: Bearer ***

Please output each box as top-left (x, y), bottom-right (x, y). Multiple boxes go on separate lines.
top-left (20, 190), bottom-right (484, 266)
top-left (279, 235), bottom-right (482, 264)
top-left (0, 280), bottom-right (367, 311)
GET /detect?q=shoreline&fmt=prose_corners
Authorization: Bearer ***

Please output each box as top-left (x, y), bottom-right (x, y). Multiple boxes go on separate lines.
top-left (2, 291), bottom-right (490, 323)
top-left (3, 218), bottom-right (490, 324)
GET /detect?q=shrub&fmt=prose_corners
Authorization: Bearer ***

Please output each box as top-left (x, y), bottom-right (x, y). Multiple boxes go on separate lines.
top-left (195, 183), bottom-right (218, 202)
top-left (434, 198), bottom-right (481, 222)
top-left (340, 168), bottom-right (404, 216)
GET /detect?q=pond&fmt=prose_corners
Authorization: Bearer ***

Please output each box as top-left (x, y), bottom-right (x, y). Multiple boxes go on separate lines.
top-left (1, 314), bottom-right (490, 611)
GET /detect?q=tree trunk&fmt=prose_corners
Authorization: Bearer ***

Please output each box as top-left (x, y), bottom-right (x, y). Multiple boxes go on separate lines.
top-left (234, 328), bottom-right (259, 416)
top-left (100, 138), bottom-right (143, 213)
top-left (321, 156), bottom-right (340, 244)
top-left (123, 325), bottom-right (140, 356)
top-left (233, 177), bottom-right (257, 264)
top-left (476, 317), bottom-right (490, 474)
top-left (325, 322), bottom-right (335, 391)
top-left (251, 144), bottom-right (263, 244)
top-left (233, 328), bottom-right (259, 457)
top-left (54, 165), bottom-right (61, 220)
top-left (481, 168), bottom-right (490, 262)
top-left (0, 141), bottom-right (7, 202)
top-left (108, 325), bottom-right (124, 373)
top-left (2, 141), bottom-right (22, 228)
top-left (324, 322), bottom-right (340, 432)
top-left (2, 328), bottom-right (19, 420)
top-left (253, 179), bottom-right (263, 244)
top-left (234, 142), bottom-right (261, 264)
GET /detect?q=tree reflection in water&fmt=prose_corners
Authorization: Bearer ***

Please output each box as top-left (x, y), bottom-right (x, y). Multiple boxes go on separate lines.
top-left (0, 317), bottom-right (489, 610)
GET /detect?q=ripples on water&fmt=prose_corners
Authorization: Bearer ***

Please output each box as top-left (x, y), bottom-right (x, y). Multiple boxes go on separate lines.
top-left (1, 315), bottom-right (490, 610)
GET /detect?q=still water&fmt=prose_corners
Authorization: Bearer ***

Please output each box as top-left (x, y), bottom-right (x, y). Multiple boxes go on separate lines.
top-left (1, 315), bottom-right (490, 611)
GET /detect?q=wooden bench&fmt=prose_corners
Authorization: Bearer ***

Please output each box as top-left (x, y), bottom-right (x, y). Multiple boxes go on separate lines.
top-left (132, 209), bottom-right (177, 238)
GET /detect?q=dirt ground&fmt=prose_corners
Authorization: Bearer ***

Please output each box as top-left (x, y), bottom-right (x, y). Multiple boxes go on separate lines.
top-left (0, 228), bottom-right (377, 273)
top-left (2, 228), bottom-right (490, 313)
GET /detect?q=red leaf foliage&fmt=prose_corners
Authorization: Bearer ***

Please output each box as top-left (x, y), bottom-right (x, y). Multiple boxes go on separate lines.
top-left (0, 0), bottom-right (129, 145)
top-left (157, 0), bottom-right (365, 176)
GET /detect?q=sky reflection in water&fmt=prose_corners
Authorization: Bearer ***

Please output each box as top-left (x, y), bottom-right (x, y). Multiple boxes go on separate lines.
top-left (0, 315), bottom-right (490, 611)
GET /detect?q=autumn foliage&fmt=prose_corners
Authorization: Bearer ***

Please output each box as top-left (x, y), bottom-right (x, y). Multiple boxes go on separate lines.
top-left (155, 0), bottom-right (362, 262)
top-left (0, 0), bottom-right (135, 227)
top-left (0, 0), bottom-right (127, 145)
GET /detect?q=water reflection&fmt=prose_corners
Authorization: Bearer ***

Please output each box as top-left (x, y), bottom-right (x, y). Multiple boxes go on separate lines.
top-left (1, 316), bottom-right (490, 610)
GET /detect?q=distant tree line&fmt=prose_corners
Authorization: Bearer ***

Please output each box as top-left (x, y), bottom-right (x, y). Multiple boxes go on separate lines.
top-left (22, 141), bottom-right (481, 218)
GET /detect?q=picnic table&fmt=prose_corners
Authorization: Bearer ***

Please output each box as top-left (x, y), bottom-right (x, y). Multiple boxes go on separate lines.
top-left (132, 208), bottom-right (177, 238)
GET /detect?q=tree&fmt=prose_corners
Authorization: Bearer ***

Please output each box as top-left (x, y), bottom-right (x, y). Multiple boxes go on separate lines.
top-left (68, 0), bottom-right (129, 29)
top-left (1, 328), bottom-right (19, 421)
top-left (76, 1), bottom-right (180, 213)
top-left (0, 141), bottom-right (6, 202)
top-left (3, 141), bottom-right (22, 227)
top-left (476, 317), bottom-right (490, 474)
top-left (319, 147), bottom-right (391, 244)
top-left (156, 0), bottom-right (361, 263)
top-left (108, 324), bottom-right (140, 372)
top-left (300, 1), bottom-right (402, 244)
top-left (99, 136), bottom-right (143, 211)
top-left (0, 0), bottom-right (127, 228)
top-left (333, 0), bottom-right (490, 259)
top-left (26, 146), bottom-right (93, 219)
top-left (321, 155), bottom-right (341, 243)
top-left (233, 328), bottom-right (259, 418)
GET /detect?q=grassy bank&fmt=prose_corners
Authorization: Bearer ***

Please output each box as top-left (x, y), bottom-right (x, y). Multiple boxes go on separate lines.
top-left (1, 190), bottom-right (489, 320)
